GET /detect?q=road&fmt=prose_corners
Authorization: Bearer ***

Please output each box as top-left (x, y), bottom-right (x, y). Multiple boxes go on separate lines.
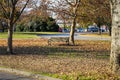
top-left (75, 34), bottom-right (111, 40)
top-left (0, 72), bottom-right (35, 80)
top-left (38, 33), bottom-right (111, 41)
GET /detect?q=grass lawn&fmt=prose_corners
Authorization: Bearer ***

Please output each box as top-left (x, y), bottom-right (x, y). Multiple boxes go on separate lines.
top-left (0, 32), bottom-right (61, 39)
top-left (0, 38), bottom-right (119, 80)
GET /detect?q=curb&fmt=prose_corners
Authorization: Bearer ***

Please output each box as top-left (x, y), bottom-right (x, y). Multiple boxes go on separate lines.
top-left (0, 67), bottom-right (62, 80)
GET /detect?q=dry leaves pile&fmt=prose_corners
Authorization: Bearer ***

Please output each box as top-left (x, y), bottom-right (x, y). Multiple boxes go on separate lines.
top-left (0, 39), bottom-right (118, 80)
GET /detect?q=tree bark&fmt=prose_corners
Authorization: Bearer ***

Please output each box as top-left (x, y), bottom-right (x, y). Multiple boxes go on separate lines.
top-left (69, 1), bottom-right (80, 45)
top-left (109, 26), bottom-right (112, 36)
top-left (2, 27), bottom-right (4, 32)
top-left (98, 25), bottom-right (101, 35)
top-left (97, 17), bottom-right (101, 35)
top-left (7, 25), bottom-right (13, 54)
top-left (110, 0), bottom-right (120, 75)
top-left (69, 17), bottom-right (76, 45)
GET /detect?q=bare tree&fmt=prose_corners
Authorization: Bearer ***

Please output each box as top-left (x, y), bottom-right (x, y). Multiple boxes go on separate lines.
top-left (0, 0), bottom-right (29, 54)
top-left (65, 0), bottom-right (80, 45)
top-left (48, 0), bottom-right (70, 24)
top-left (110, 0), bottom-right (120, 74)
top-left (49, 0), bottom-right (80, 45)
top-left (28, 0), bottom-right (51, 18)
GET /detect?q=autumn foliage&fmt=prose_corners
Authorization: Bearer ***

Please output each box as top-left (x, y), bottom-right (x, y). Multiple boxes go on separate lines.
top-left (0, 39), bottom-right (119, 79)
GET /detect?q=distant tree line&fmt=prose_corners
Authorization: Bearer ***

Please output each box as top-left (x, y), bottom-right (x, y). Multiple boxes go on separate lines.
top-left (16, 17), bottom-right (59, 32)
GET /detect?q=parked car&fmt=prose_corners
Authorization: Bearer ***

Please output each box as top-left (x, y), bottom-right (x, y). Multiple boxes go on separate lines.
top-left (77, 28), bottom-right (84, 32)
top-left (58, 27), bottom-right (62, 32)
top-left (0, 29), bottom-right (2, 32)
top-left (87, 27), bottom-right (98, 32)
top-left (62, 28), bottom-right (69, 32)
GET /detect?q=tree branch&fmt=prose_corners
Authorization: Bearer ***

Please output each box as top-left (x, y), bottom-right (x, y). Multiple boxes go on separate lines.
top-left (0, 2), bottom-right (9, 19)
top-left (65, 0), bottom-right (75, 7)
top-left (13, 0), bottom-right (29, 23)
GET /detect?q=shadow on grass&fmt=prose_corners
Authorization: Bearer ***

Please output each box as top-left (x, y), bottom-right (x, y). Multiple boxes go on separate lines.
top-left (0, 46), bottom-right (110, 59)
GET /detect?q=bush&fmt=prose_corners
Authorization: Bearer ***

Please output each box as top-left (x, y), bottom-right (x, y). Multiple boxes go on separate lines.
top-left (23, 26), bottom-right (29, 32)
top-left (47, 22), bottom-right (59, 32)
top-left (16, 23), bottom-right (25, 32)
top-left (16, 17), bottom-right (59, 32)
top-left (47, 17), bottom-right (59, 32)
top-left (27, 17), bottom-right (59, 32)
top-left (28, 21), bottom-right (34, 32)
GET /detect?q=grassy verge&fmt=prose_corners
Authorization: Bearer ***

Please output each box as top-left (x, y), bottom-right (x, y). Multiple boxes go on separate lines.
top-left (0, 39), bottom-right (119, 80)
top-left (0, 32), bottom-right (38, 39)
top-left (0, 32), bottom-right (61, 39)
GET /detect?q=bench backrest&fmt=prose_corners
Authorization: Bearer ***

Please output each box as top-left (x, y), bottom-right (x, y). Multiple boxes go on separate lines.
top-left (50, 37), bottom-right (69, 42)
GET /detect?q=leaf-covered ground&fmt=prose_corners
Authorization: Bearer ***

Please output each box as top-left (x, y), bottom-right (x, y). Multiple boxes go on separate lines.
top-left (0, 39), bottom-right (119, 80)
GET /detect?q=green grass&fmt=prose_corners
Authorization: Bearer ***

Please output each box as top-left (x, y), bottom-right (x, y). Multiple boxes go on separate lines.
top-left (0, 32), bottom-right (37, 39)
top-left (42, 73), bottom-right (97, 80)
top-left (0, 32), bottom-right (61, 39)
top-left (0, 33), bottom-right (8, 38)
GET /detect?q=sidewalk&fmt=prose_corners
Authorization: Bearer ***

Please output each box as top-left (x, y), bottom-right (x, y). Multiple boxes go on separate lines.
top-left (0, 72), bottom-right (34, 80)
top-left (0, 67), bottom-right (61, 80)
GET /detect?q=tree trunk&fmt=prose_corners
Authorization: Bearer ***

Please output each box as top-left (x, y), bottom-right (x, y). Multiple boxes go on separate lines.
top-left (63, 20), bottom-right (66, 31)
top-left (69, 4), bottom-right (79, 46)
top-left (2, 25), bottom-right (4, 32)
top-left (97, 17), bottom-right (101, 35)
top-left (110, 0), bottom-right (120, 75)
top-left (109, 26), bottom-right (112, 36)
top-left (7, 25), bottom-right (13, 54)
top-left (98, 26), bottom-right (101, 35)
top-left (110, 27), bottom-right (120, 74)
top-left (69, 17), bottom-right (76, 45)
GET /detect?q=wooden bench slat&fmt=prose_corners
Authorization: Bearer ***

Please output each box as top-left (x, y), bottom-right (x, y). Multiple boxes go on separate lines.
top-left (48, 37), bottom-right (69, 45)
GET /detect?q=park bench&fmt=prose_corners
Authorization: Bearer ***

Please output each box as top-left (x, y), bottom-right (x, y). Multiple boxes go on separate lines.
top-left (48, 37), bottom-right (69, 45)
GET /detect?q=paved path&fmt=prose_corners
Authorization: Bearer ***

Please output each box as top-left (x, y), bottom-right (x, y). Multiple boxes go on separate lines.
top-left (0, 72), bottom-right (35, 80)
top-left (38, 33), bottom-right (111, 41)
top-left (75, 35), bottom-right (111, 40)
top-left (0, 67), bottom-right (61, 80)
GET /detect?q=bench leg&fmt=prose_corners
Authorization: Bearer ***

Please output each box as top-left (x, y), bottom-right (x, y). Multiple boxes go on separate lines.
top-left (48, 40), bottom-right (51, 46)
top-left (66, 41), bottom-right (69, 45)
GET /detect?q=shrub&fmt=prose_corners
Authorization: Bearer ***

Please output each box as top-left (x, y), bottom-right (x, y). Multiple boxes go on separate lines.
top-left (16, 17), bottom-right (59, 32)
top-left (46, 17), bottom-right (59, 32)
top-left (27, 17), bottom-right (59, 32)
top-left (16, 23), bottom-right (25, 32)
